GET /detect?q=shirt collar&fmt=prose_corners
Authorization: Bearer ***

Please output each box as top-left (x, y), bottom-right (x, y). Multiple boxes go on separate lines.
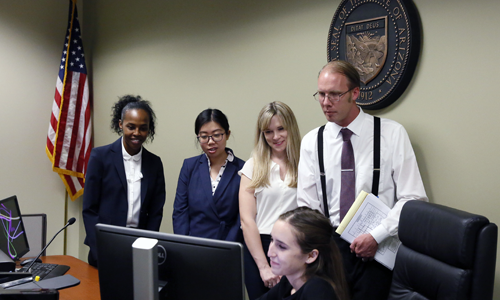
top-left (121, 137), bottom-right (142, 161)
top-left (205, 148), bottom-right (234, 166)
top-left (328, 106), bottom-right (366, 139)
top-left (226, 149), bottom-right (234, 162)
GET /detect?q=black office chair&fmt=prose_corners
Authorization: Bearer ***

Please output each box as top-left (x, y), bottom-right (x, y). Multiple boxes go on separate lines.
top-left (388, 201), bottom-right (497, 300)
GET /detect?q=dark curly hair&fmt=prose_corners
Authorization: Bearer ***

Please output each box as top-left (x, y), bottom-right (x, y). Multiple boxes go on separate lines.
top-left (110, 95), bottom-right (156, 142)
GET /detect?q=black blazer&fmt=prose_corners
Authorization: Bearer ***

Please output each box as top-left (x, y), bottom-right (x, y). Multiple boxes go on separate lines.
top-left (82, 138), bottom-right (166, 265)
top-left (172, 150), bottom-right (245, 242)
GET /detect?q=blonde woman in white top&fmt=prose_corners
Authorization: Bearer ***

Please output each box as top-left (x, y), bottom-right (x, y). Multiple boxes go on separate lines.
top-left (239, 101), bottom-right (301, 300)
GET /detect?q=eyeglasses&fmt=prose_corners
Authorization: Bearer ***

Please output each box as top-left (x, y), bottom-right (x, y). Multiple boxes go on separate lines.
top-left (197, 133), bottom-right (225, 144)
top-left (313, 88), bottom-right (354, 103)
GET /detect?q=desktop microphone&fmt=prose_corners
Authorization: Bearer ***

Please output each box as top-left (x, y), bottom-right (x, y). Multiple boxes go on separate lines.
top-left (23, 217), bottom-right (77, 271)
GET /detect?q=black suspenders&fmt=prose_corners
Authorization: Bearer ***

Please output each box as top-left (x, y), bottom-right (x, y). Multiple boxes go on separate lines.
top-left (317, 116), bottom-right (381, 218)
top-left (317, 125), bottom-right (329, 218)
top-left (372, 116), bottom-right (381, 196)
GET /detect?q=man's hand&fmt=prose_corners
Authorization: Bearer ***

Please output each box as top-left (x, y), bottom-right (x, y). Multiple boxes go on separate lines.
top-left (350, 233), bottom-right (378, 259)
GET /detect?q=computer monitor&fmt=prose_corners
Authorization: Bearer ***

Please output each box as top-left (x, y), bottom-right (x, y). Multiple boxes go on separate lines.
top-left (0, 195), bottom-right (30, 260)
top-left (95, 223), bottom-right (245, 300)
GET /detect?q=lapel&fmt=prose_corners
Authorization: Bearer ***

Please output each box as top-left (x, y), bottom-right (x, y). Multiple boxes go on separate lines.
top-left (111, 138), bottom-right (127, 191)
top-left (212, 159), bottom-right (236, 204)
top-left (198, 155), bottom-right (220, 218)
top-left (140, 148), bottom-right (150, 204)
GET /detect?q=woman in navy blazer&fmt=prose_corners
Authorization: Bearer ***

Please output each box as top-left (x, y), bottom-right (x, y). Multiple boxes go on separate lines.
top-left (173, 109), bottom-right (244, 242)
top-left (83, 95), bottom-right (166, 267)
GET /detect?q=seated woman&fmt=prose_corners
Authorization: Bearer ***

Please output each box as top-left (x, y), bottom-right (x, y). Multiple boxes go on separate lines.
top-left (83, 95), bottom-right (166, 268)
top-left (257, 207), bottom-right (349, 300)
top-left (239, 101), bottom-right (301, 299)
top-left (173, 108), bottom-right (245, 242)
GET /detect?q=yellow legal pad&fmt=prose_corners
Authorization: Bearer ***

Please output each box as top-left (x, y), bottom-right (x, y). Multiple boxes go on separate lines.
top-left (335, 190), bottom-right (369, 235)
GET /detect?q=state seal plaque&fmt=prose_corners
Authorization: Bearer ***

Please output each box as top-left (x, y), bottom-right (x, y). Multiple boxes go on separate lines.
top-left (328, 0), bottom-right (422, 109)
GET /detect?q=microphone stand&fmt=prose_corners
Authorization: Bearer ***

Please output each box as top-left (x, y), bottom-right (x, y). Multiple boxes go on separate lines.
top-left (24, 218), bottom-right (76, 272)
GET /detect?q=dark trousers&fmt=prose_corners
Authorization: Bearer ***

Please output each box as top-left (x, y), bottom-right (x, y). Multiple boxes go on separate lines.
top-left (244, 234), bottom-right (272, 300)
top-left (88, 251), bottom-right (98, 268)
top-left (332, 232), bottom-right (392, 300)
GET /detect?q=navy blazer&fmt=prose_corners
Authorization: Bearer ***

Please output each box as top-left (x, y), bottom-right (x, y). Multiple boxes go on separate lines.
top-left (82, 138), bottom-right (166, 265)
top-left (172, 150), bottom-right (245, 242)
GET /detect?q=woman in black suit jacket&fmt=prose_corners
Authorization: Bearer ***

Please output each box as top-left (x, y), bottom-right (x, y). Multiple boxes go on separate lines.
top-left (83, 95), bottom-right (165, 267)
top-left (172, 109), bottom-right (244, 242)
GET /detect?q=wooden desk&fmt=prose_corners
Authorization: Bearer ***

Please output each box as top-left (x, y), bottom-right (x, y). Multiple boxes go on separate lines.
top-left (42, 255), bottom-right (100, 300)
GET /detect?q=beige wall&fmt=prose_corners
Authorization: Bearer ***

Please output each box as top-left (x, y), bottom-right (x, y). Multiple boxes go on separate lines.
top-left (1, 0), bottom-right (499, 298)
top-left (0, 1), bottom-right (83, 259)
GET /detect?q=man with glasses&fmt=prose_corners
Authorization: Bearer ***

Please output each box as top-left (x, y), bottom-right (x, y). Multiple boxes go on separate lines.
top-left (297, 60), bottom-right (427, 300)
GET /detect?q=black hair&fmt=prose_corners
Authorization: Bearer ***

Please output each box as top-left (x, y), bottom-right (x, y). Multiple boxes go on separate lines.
top-left (110, 95), bottom-right (157, 141)
top-left (194, 108), bottom-right (230, 135)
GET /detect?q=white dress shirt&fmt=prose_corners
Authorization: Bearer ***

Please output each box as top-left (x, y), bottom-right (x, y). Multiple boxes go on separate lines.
top-left (297, 108), bottom-right (427, 243)
top-left (121, 138), bottom-right (143, 228)
top-left (239, 157), bottom-right (297, 235)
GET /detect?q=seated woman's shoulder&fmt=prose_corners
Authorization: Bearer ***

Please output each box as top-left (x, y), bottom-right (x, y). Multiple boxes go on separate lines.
top-left (301, 277), bottom-right (338, 300)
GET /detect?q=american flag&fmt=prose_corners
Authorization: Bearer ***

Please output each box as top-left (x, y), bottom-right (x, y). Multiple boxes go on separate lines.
top-left (46, 0), bottom-right (92, 201)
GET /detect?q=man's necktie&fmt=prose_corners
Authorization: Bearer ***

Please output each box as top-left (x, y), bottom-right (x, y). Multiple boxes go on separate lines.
top-left (339, 128), bottom-right (355, 221)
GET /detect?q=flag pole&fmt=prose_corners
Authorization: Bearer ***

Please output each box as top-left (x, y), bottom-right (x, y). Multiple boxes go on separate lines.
top-left (63, 190), bottom-right (69, 255)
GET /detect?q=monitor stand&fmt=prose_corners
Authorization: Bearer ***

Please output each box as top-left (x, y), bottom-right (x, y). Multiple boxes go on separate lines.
top-left (132, 237), bottom-right (159, 300)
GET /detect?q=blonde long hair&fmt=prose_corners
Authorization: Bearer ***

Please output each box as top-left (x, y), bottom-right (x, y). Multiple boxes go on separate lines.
top-left (250, 101), bottom-right (301, 188)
